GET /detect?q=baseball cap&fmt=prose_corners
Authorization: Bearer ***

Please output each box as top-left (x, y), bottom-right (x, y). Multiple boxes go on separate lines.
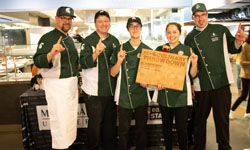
top-left (192, 3), bottom-right (207, 14)
top-left (94, 10), bottom-right (110, 22)
top-left (126, 17), bottom-right (142, 29)
top-left (56, 6), bottom-right (76, 18)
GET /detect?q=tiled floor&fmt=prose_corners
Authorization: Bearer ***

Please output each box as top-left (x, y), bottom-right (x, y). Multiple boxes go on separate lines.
top-left (0, 64), bottom-right (250, 150)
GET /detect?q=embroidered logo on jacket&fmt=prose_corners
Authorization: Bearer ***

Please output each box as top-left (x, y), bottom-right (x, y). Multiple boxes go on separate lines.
top-left (137, 53), bottom-right (141, 58)
top-left (39, 43), bottom-right (44, 49)
top-left (211, 33), bottom-right (219, 42)
top-left (112, 43), bottom-right (117, 49)
top-left (81, 43), bottom-right (85, 50)
top-left (178, 51), bottom-right (184, 55)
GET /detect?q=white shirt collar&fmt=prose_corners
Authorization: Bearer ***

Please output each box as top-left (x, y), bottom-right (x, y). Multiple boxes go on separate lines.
top-left (195, 24), bottom-right (208, 31)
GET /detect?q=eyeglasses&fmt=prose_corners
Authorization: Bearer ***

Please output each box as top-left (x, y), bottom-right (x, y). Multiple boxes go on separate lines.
top-left (129, 25), bottom-right (141, 30)
top-left (59, 16), bottom-right (73, 22)
top-left (193, 13), bottom-right (207, 19)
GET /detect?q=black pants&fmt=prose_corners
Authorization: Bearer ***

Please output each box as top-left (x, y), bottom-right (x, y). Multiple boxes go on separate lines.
top-left (117, 105), bottom-right (148, 150)
top-left (187, 106), bottom-right (195, 146)
top-left (160, 105), bottom-right (189, 150)
top-left (232, 78), bottom-right (250, 113)
top-left (84, 94), bottom-right (117, 150)
top-left (193, 85), bottom-right (231, 150)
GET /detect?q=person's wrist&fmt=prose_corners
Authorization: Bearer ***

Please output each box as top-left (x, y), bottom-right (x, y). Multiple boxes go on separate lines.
top-left (192, 61), bottom-right (197, 65)
top-left (117, 59), bottom-right (124, 64)
top-left (48, 52), bottom-right (53, 58)
top-left (235, 40), bottom-right (242, 47)
top-left (92, 51), bottom-right (97, 58)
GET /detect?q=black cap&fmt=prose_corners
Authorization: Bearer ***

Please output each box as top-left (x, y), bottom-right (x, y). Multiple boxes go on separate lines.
top-left (94, 10), bottom-right (110, 22)
top-left (56, 6), bottom-right (76, 18)
top-left (126, 17), bottom-right (142, 29)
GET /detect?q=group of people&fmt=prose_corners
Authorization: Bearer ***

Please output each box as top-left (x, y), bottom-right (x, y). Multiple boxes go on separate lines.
top-left (33, 2), bottom-right (247, 150)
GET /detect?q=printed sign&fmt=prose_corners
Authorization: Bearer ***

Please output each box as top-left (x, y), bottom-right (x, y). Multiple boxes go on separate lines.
top-left (36, 103), bottom-right (88, 130)
top-left (136, 49), bottom-right (188, 91)
top-left (36, 102), bottom-right (162, 129)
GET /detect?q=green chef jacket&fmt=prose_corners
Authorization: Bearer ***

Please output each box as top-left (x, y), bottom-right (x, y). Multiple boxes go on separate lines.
top-left (33, 28), bottom-right (79, 79)
top-left (184, 24), bottom-right (241, 91)
top-left (155, 43), bottom-right (192, 107)
top-left (110, 41), bottom-right (151, 109)
top-left (80, 31), bottom-right (119, 96)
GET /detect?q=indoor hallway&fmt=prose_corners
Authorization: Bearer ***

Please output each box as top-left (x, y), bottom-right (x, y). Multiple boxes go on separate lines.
top-left (0, 65), bottom-right (250, 150)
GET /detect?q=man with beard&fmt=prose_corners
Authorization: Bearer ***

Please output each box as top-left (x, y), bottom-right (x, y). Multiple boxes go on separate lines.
top-left (33, 6), bottom-right (79, 150)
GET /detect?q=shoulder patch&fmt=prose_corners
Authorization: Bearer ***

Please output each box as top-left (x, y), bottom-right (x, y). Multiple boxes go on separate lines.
top-left (81, 43), bottom-right (85, 50)
top-left (178, 50), bottom-right (184, 55)
top-left (112, 43), bottom-right (117, 49)
top-left (38, 43), bottom-right (44, 49)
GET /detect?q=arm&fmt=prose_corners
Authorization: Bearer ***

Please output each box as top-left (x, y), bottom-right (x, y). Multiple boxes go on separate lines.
top-left (33, 35), bottom-right (64, 68)
top-left (190, 48), bottom-right (198, 78)
top-left (235, 23), bottom-right (247, 47)
top-left (80, 38), bottom-right (106, 69)
top-left (225, 24), bottom-right (246, 54)
top-left (80, 40), bottom-right (96, 69)
top-left (241, 61), bottom-right (250, 65)
top-left (110, 44), bottom-right (126, 77)
top-left (92, 38), bottom-right (106, 62)
top-left (47, 36), bottom-right (65, 62)
top-left (239, 44), bottom-right (250, 66)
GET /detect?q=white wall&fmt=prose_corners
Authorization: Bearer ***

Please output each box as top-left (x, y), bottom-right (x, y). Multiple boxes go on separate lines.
top-left (29, 27), bottom-right (54, 45)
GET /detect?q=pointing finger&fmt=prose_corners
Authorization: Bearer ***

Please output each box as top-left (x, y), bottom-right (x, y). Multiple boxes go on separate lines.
top-left (120, 44), bottom-right (123, 52)
top-left (237, 23), bottom-right (242, 32)
top-left (190, 48), bottom-right (193, 54)
top-left (56, 36), bottom-right (62, 44)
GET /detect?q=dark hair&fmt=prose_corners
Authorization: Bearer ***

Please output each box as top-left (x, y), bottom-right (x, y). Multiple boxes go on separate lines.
top-left (166, 22), bottom-right (182, 34)
top-left (94, 10), bottom-right (110, 23)
top-left (247, 30), bottom-right (250, 44)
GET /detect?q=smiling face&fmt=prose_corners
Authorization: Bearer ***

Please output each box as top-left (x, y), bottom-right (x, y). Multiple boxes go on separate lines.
top-left (192, 11), bottom-right (208, 29)
top-left (128, 22), bottom-right (142, 39)
top-left (95, 15), bottom-right (111, 36)
top-left (56, 15), bottom-right (73, 33)
top-left (166, 24), bottom-right (181, 47)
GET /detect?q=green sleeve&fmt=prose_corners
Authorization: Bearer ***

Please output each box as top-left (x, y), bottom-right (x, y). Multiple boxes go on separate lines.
top-left (80, 40), bottom-right (97, 69)
top-left (33, 36), bottom-right (53, 68)
top-left (224, 26), bottom-right (242, 54)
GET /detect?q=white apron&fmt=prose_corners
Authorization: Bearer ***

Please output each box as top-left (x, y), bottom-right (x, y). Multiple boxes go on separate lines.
top-left (43, 76), bottom-right (78, 149)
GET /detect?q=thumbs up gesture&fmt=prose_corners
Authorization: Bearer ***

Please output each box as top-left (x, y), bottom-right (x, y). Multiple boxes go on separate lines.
top-left (94, 38), bottom-right (106, 56)
top-left (51, 36), bottom-right (65, 56)
top-left (117, 44), bottom-right (126, 63)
